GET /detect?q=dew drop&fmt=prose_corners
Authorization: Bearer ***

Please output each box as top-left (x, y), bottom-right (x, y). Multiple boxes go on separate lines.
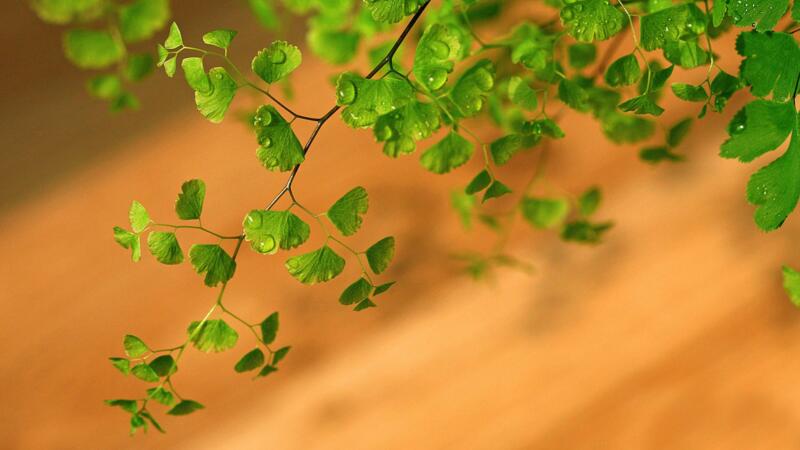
top-left (337, 80), bottom-right (357, 105)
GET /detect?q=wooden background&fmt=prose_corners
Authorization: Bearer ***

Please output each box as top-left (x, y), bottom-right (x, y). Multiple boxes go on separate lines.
top-left (2, 2), bottom-right (800, 449)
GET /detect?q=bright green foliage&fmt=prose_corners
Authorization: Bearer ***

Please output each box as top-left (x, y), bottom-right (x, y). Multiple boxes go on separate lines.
top-left (194, 68), bottom-right (237, 123)
top-left (640, 4), bottom-right (705, 51)
top-left (363, 0), bottom-right (422, 23)
top-left (578, 187), bottom-right (601, 216)
top-left (421, 131), bottom-right (474, 174)
top-left (147, 387), bottom-right (175, 406)
top-left (32, 0), bottom-right (104, 24)
top-left (568, 43), bottom-right (596, 69)
top-left (783, 266), bottom-right (800, 307)
top-left (619, 95), bottom-right (664, 116)
top-left (113, 227), bottom-right (141, 262)
top-left (273, 346), bottom-right (291, 364)
top-left (166, 400), bottom-right (204, 416)
top-left (63, 29), bottom-right (123, 69)
top-left (507, 77), bottom-right (538, 111)
top-left (235, 349), bottom-right (265, 372)
top-left (164, 22), bottom-right (183, 49)
top-left (736, 31), bottom-right (800, 102)
top-left (243, 210), bottom-right (310, 254)
top-left (373, 281), bottom-right (395, 295)
top-left (452, 191), bottom-right (475, 228)
top-left (188, 319), bottom-right (239, 353)
top-left (181, 57), bottom-right (211, 93)
top-left (125, 54), bottom-right (155, 81)
top-left (118, 0), bottom-right (170, 43)
top-left (366, 236), bottom-right (395, 274)
top-left (124, 335), bottom-right (149, 358)
top-left (450, 59), bottom-right (495, 118)
top-left (558, 78), bottom-right (589, 112)
top-left (257, 364), bottom-right (278, 377)
top-left (414, 24), bottom-right (463, 91)
top-left (87, 75), bottom-right (123, 100)
top-left (560, 0), bottom-right (624, 43)
top-left (340, 277), bottom-right (372, 305)
top-left (252, 41), bottom-right (302, 84)
top-left (728, 0), bottom-right (789, 31)
top-left (106, 399), bottom-right (138, 413)
top-left (260, 312), bottom-right (279, 344)
top-left (671, 83), bottom-right (708, 102)
top-left (253, 105), bottom-right (305, 171)
top-left (189, 244), bottom-right (236, 287)
top-left (129, 201), bottom-right (150, 233)
top-left (149, 355), bottom-right (177, 377)
top-left (520, 197), bottom-right (569, 229)
top-left (483, 180), bottom-right (512, 203)
top-left (504, 23), bottom-right (556, 72)
top-left (248, 0), bottom-right (279, 28)
top-left (203, 29), bottom-right (237, 50)
top-left (110, 357), bottom-right (131, 375)
top-left (132, 363), bottom-right (160, 382)
top-left (175, 179), bottom-right (206, 220)
top-left (745, 115), bottom-right (800, 231)
top-left (466, 170), bottom-right (491, 195)
top-left (374, 101), bottom-right (441, 157)
top-left (720, 100), bottom-right (795, 162)
top-left (353, 298), bottom-right (377, 311)
top-left (285, 246), bottom-right (346, 284)
top-left (336, 72), bottom-right (414, 128)
top-left (147, 232), bottom-right (184, 264)
top-left (327, 187), bottom-right (369, 236)
top-left (605, 54), bottom-right (640, 87)
top-left (490, 135), bottom-right (523, 165)
top-left (307, 28), bottom-right (359, 65)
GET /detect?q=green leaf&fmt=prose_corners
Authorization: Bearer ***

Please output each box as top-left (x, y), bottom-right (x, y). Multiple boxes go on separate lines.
top-left (128, 201), bottom-right (150, 233)
top-left (336, 72), bottom-right (414, 128)
top-left (181, 57), bottom-right (211, 93)
top-left (720, 100), bottom-right (795, 162)
top-left (194, 67), bottom-right (237, 123)
top-left (363, 0), bottom-right (422, 23)
top-left (123, 335), bottom-right (149, 357)
top-left (374, 100), bottom-right (441, 157)
top-left (420, 131), bottom-right (474, 174)
top-left (746, 114), bottom-right (800, 231)
top-left (63, 29), bottom-right (123, 69)
top-left (166, 400), bottom-right (204, 416)
top-left (125, 53), bottom-right (155, 81)
top-left (340, 277), bottom-right (373, 305)
top-left (260, 312), bottom-right (279, 345)
top-left (146, 232), bottom-right (183, 264)
top-left (366, 236), bottom-right (395, 274)
top-left (482, 180), bottom-right (512, 203)
top-left (257, 365), bottom-right (278, 377)
top-left (602, 112), bottom-right (655, 143)
top-left (663, 38), bottom-right (708, 69)
top-left (175, 179), bottom-right (206, 220)
top-left (619, 95), bottom-right (664, 116)
top-left (560, 0), bottom-right (625, 42)
top-left (113, 227), bottom-right (141, 262)
top-left (568, 43), bottom-right (596, 69)
top-left (235, 348), bottom-right (265, 372)
top-left (737, 31), bottom-right (800, 102)
top-left (164, 22), bottom-right (182, 49)
top-left (794, 0), bottom-right (800, 20)
top-left (413, 23), bottom-right (462, 91)
top-left (248, 0), bottom-right (279, 29)
top-left (578, 187), bottom-right (602, 216)
top-left (32, 0), bottom-right (104, 24)
top-left (640, 146), bottom-right (684, 164)
top-left (243, 210), bottom-right (310, 254)
top-left (131, 363), bottom-right (160, 382)
top-left (465, 170), bottom-right (492, 194)
top-left (189, 244), bottom-right (236, 287)
top-left (163, 56), bottom-right (177, 77)
top-left (129, 413), bottom-right (146, 435)
top-left (87, 75), bottom-right (122, 100)
top-left (507, 76), bottom-right (538, 111)
top-left (671, 82), bottom-right (708, 102)
top-left (188, 319), bottom-right (239, 353)
top-left (146, 386), bottom-right (175, 406)
top-left (373, 281), bottom-right (395, 295)
top-left (667, 118), bottom-right (692, 147)
top-left (710, 70), bottom-right (743, 113)
top-left (450, 59), bottom-right (495, 118)
top-left (307, 28), bottom-right (359, 65)
top-left (729, 0), bottom-right (789, 31)
top-left (149, 355), bottom-right (177, 377)
top-left (558, 78), bottom-right (589, 111)
top-left (118, 0), bottom-right (169, 43)
top-left (353, 299), bottom-right (377, 311)
top-left (561, 220), bottom-right (613, 243)
top-left (203, 29), bottom-right (237, 50)
top-left (285, 245), bottom-right (346, 284)
top-left (490, 135), bottom-right (523, 165)
top-left (640, 4), bottom-right (705, 51)
top-left (105, 399), bottom-right (138, 413)
top-left (605, 54), bottom-right (640, 87)
top-left (157, 43), bottom-right (169, 65)
top-left (139, 411), bottom-right (164, 433)
top-left (253, 105), bottom-right (305, 171)
top-left (272, 346), bottom-right (291, 364)
top-left (109, 357), bottom-right (130, 375)
top-left (252, 41), bottom-right (302, 84)
top-left (520, 197), bottom-right (569, 229)
top-left (452, 191), bottom-right (475, 228)
top-left (783, 266), bottom-right (800, 307)
top-left (327, 187), bottom-right (369, 236)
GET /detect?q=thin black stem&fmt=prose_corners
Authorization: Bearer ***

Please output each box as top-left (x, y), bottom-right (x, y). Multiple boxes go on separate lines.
top-left (263, 1), bottom-right (431, 210)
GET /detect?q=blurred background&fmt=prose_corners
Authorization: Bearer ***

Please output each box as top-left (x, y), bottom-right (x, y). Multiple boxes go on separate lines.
top-left (3, 1), bottom-right (800, 449)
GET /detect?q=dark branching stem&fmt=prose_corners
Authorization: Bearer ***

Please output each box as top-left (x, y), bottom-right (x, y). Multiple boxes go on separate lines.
top-left (264, 1), bottom-right (431, 210)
